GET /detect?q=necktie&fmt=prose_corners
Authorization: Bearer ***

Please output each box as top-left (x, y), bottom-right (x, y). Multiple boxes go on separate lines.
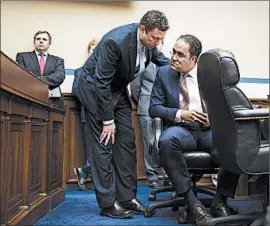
top-left (179, 73), bottom-right (190, 110)
top-left (39, 53), bottom-right (45, 76)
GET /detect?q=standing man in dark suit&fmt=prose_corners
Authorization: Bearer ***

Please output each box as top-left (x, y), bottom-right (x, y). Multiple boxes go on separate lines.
top-left (130, 42), bottom-right (171, 189)
top-left (77, 10), bottom-right (170, 219)
top-left (16, 31), bottom-right (65, 90)
top-left (149, 34), bottom-right (240, 226)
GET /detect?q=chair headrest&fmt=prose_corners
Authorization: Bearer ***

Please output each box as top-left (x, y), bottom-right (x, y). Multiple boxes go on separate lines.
top-left (199, 49), bottom-right (240, 88)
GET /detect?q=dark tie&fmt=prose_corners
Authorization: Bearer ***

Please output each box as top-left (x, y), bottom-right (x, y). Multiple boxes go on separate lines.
top-left (39, 53), bottom-right (45, 75)
top-left (179, 73), bottom-right (190, 110)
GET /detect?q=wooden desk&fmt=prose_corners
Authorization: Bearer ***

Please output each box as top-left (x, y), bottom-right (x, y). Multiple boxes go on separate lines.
top-left (1, 52), bottom-right (65, 225)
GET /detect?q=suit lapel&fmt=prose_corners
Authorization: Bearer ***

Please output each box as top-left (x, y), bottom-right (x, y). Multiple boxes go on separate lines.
top-left (44, 54), bottom-right (52, 75)
top-left (30, 51), bottom-right (41, 76)
top-left (128, 32), bottom-right (137, 79)
top-left (170, 69), bottom-right (180, 108)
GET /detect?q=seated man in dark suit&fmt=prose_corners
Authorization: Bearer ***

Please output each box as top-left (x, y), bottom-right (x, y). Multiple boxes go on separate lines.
top-left (16, 30), bottom-right (65, 90)
top-left (149, 34), bottom-right (240, 226)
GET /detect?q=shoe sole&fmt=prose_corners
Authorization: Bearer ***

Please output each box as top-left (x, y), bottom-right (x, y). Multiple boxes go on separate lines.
top-left (100, 212), bottom-right (132, 219)
top-left (74, 168), bottom-right (87, 191)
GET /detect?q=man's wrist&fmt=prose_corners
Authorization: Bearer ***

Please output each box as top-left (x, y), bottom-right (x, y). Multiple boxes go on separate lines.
top-left (103, 119), bottom-right (114, 125)
top-left (175, 110), bottom-right (182, 122)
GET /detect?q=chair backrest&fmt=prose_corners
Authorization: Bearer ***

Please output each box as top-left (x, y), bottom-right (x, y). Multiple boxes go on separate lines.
top-left (197, 49), bottom-right (261, 174)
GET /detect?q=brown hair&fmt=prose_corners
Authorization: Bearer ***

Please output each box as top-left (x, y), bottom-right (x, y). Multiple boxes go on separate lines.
top-left (87, 38), bottom-right (100, 54)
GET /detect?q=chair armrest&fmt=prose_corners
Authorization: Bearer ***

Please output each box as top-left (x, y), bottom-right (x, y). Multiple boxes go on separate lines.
top-left (233, 108), bottom-right (269, 121)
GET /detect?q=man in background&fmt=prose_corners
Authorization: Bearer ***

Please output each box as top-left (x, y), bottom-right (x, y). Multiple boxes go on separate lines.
top-left (72, 38), bottom-right (100, 191)
top-left (130, 41), bottom-right (171, 189)
top-left (16, 31), bottom-right (65, 90)
top-left (77, 10), bottom-right (170, 219)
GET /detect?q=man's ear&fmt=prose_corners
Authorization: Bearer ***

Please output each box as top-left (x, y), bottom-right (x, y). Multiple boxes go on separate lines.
top-left (191, 56), bottom-right (197, 63)
top-left (139, 25), bottom-right (145, 32)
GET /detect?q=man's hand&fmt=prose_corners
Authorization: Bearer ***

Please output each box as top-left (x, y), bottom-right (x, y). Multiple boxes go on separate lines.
top-left (181, 110), bottom-right (209, 126)
top-left (100, 123), bottom-right (116, 146)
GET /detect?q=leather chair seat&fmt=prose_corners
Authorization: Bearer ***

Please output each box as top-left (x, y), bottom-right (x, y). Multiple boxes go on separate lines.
top-left (184, 151), bottom-right (219, 169)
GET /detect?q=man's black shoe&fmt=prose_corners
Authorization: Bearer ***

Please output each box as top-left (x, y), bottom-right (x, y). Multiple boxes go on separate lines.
top-left (210, 202), bottom-right (239, 217)
top-left (163, 178), bottom-right (172, 187)
top-left (114, 200), bottom-right (135, 215)
top-left (149, 181), bottom-right (159, 189)
top-left (100, 206), bottom-right (133, 219)
top-left (189, 203), bottom-right (213, 226)
top-left (74, 167), bottom-right (88, 191)
top-left (120, 198), bottom-right (146, 215)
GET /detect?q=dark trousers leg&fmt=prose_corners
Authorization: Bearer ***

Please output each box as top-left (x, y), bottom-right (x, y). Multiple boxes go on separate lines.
top-left (85, 111), bottom-right (116, 209)
top-left (159, 126), bottom-right (197, 195)
top-left (82, 122), bottom-right (91, 175)
top-left (113, 95), bottom-right (137, 202)
top-left (159, 126), bottom-right (212, 195)
top-left (217, 168), bottom-right (240, 198)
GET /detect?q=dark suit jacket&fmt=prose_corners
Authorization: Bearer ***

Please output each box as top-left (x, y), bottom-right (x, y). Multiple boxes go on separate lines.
top-left (16, 51), bottom-right (65, 89)
top-left (78, 23), bottom-right (170, 121)
top-left (149, 64), bottom-right (206, 130)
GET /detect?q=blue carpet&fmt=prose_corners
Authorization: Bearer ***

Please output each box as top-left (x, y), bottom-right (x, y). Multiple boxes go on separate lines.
top-left (35, 184), bottom-right (262, 225)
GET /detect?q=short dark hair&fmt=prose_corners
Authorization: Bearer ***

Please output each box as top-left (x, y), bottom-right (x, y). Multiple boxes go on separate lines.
top-left (177, 34), bottom-right (202, 61)
top-left (139, 10), bottom-right (169, 33)
top-left (33, 31), bottom-right (52, 44)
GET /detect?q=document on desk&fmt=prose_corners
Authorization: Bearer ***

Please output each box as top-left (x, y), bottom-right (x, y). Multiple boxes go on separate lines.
top-left (48, 87), bottom-right (61, 98)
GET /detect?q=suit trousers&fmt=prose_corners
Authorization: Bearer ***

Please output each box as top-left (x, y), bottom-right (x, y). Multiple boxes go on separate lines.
top-left (85, 94), bottom-right (137, 208)
top-left (158, 126), bottom-right (239, 197)
top-left (138, 116), bottom-right (168, 182)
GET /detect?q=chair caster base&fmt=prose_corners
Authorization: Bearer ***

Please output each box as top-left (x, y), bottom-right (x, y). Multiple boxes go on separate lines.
top-left (144, 207), bottom-right (156, 217)
top-left (172, 205), bottom-right (179, 211)
top-left (148, 194), bottom-right (156, 201)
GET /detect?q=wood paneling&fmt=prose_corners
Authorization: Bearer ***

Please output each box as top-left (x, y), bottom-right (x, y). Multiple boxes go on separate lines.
top-left (1, 51), bottom-right (66, 225)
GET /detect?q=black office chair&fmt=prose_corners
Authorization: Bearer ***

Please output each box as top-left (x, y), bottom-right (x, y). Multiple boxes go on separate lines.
top-left (197, 49), bottom-right (269, 226)
top-left (144, 117), bottom-right (220, 224)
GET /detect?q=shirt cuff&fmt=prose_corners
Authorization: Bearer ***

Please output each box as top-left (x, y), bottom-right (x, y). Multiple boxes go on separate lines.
top-left (103, 119), bottom-right (114, 125)
top-left (175, 110), bottom-right (182, 122)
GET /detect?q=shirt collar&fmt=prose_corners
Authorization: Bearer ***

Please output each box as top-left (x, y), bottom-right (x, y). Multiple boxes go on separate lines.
top-left (35, 50), bottom-right (48, 57)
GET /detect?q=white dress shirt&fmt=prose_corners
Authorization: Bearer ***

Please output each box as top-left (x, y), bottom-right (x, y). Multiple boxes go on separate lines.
top-left (35, 50), bottom-right (48, 63)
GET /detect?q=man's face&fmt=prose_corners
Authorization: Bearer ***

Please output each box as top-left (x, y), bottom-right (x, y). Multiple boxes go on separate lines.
top-left (170, 40), bottom-right (196, 73)
top-left (34, 33), bottom-right (50, 53)
top-left (139, 25), bottom-right (166, 49)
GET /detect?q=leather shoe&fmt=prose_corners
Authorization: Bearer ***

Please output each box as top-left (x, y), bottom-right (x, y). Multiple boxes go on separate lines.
top-left (120, 198), bottom-right (146, 215)
top-left (210, 202), bottom-right (239, 217)
top-left (114, 200), bottom-right (135, 215)
top-left (74, 167), bottom-right (88, 191)
top-left (163, 178), bottom-right (172, 187)
top-left (100, 206), bottom-right (133, 219)
top-left (189, 203), bottom-right (213, 226)
top-left (149, 181), bottom-right (159, 189)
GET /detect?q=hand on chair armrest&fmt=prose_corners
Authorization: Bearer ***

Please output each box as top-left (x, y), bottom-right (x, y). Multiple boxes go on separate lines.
top-left (233, 108), bottom-right (269, 120)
